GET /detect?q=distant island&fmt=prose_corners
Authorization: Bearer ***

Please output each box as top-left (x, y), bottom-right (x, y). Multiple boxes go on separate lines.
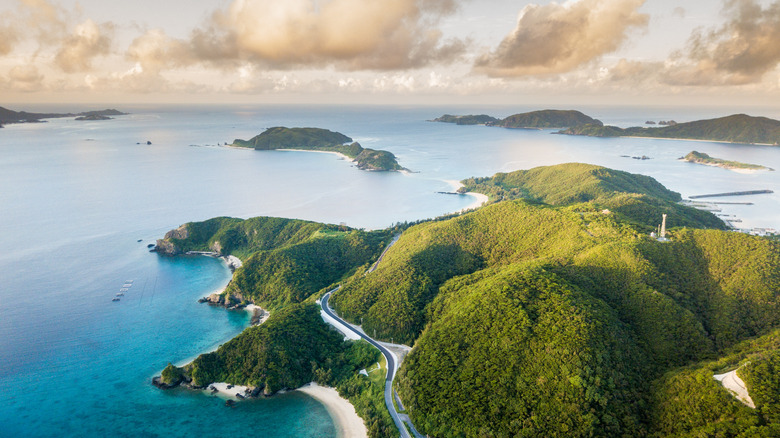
top-left (75, 114), bottom-right (113, 121)
top-left (681, 151), bottom-right (774, 172)
top-left (432, 109), bottom-right (602, 129)
top-left (231, 127), bottom-right (406, 172)
top-left (430, 114), bottom-right (499, 125)
top-left (0, 106), bottom-right (126, 125)
top-left (559, 113), bottom-right (780, 145)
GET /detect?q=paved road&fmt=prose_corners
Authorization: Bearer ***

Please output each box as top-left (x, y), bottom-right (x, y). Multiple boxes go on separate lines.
top-left (321, 289), bottom-right (411, 438)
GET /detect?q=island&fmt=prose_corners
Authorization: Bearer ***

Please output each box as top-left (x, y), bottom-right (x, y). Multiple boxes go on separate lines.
top-left (231, 127), bottom-right (406, 171)
top-left (681, 151), bottom-right (774, 172)
top-left (0, 106), bottom-right (126, 124)
top-left (153, 162), bottom-right (780, 438)
top-left (75, 114), bottom-right (113, 121)
top-left (559, 113), bottom-right (780, 145)
top-left (430, 114), bottom-right (499, 125)
top-left (432, 109), bottom-right (602, 129)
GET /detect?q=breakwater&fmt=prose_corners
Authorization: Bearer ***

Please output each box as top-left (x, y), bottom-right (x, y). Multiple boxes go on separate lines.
top-left (689, 190), bottom-right (773, 199)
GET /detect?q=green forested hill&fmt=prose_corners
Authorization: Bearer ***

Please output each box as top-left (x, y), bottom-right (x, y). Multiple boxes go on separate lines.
top-left (497, 109), bottom-right (602, 128)
top-left (157, 162), bottom-right (780, 438)
top-left (231, 126), bottom-right (406, 171)
top-left (459, 163), bottom-right (726, 230)
top-left (560, 114), bottom-right (780, 145)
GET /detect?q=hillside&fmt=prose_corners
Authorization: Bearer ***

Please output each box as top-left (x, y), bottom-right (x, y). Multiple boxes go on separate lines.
top-left (458, 163), bottom-right (726, 230)
top-left (231, 127), bottom-right (406, 171)
top-left (155, 163), bottom-right (780, 438)
top-left (560, 114), bottom-right (780, 145)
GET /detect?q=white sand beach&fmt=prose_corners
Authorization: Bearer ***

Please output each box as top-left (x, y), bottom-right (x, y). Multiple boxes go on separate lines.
top-left (277, 148), bottom-right (355, 162)
top-left (444, 179), bottom-right (489, 212)
top-left (207, 382), bottom-right (253, 399)
top-left (297, 382), bottom-right (368, 438)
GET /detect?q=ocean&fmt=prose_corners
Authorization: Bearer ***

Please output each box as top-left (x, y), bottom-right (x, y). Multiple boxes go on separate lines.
top-left (1, 104), bottom-right (779, 437)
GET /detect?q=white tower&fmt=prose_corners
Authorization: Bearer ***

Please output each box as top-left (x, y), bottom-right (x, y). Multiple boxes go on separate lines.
top-left (660, 214), bottom-right (667, 239)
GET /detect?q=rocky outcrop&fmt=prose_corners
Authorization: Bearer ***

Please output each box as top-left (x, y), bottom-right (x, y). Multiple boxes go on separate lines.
top-left (153, 224), bottom-right (189, 255)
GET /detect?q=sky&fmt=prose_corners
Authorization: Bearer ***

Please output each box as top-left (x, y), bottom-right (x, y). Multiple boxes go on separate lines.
top-left (2, 0), bottom-right (780, 106)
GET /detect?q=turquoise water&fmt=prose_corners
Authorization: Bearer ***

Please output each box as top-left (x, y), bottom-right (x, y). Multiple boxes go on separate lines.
top-left (1, 104), bottom-right (780, 437)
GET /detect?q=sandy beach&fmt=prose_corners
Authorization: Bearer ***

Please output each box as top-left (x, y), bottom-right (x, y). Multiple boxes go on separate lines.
top-left (444, 179), bottom-right (489, 212)
top-left (297, 382), bottom-right (368, 438)
top-left (277, 148), bottom-right (355, 162)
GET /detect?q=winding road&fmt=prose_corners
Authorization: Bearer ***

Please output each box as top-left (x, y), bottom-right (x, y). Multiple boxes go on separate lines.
top-left (321, 289), bottom-right (412, 438)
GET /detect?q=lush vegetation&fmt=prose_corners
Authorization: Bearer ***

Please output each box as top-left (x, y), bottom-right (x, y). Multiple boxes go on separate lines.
top-left (156, 216), bottom-right (395, 308)
top-left (682, 150), bottom-right (773, 171)
top-left (431, 114), bottom-right (499, 125)
top-left (170, 303), bottom-right (395, 437)
top-left (231, 126), bottom-right (406, 171)
top-left (561, 114), bottom-right (780, 145)
top-left (157, 162), bottom-right (780, 437)
top-left (459, 163), bottom-right (726, 230)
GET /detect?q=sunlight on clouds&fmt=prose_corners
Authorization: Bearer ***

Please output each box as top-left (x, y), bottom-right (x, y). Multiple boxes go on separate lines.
top-left (475, 0), bottom-right (648, 77)
top-left (54, 19), bottom-right (113, 72)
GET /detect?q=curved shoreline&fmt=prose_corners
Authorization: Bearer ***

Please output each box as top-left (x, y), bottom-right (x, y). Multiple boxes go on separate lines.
top-left (163, 253), bottom-right (368, 437)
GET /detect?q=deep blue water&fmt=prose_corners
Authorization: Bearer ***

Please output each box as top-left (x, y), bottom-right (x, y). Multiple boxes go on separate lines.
top-left (1, 104), bottom-right (779, 437)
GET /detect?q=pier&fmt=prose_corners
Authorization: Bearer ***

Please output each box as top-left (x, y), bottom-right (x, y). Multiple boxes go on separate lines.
top-left (689, 190), bottom-right (773, 199)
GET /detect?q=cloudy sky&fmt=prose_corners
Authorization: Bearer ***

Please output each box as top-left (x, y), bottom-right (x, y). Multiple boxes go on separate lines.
top-left (2, 0), bottom-right (780, 105)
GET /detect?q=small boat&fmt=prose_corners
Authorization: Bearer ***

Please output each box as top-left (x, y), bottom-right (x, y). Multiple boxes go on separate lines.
top-left (126, 280), bottom-right (134, 283)
top-left (116, 292), bottom-right (124, 297)
top-left (112, 297), bottom-right (120, 302)
top-left (120, 288), bottom-right (129, 292)
top-left (122, 284), bottom-right (132, 288)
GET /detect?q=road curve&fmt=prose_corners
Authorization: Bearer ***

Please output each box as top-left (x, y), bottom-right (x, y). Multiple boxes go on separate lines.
top-left (321, 289), bottom-right (411, 438)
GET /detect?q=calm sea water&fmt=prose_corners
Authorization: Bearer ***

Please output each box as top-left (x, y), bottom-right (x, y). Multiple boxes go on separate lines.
top-left (1, 104), bottom-right (779, 437)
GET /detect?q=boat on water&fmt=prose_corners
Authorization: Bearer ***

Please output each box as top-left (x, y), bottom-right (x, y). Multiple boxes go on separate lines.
top-left (116, 292), bottom-right (124, 297)
top-left (112, 297), bottom-right (120, 302)
top-left (122, 284), bottom-right (132, 288)
top-left (120, 288), bottom-right (129, 292)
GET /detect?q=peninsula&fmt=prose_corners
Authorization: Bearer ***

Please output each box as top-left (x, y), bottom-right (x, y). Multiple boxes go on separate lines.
top-left (559, 113), bottom-right (780, 145)
top-left (681, 151), bottom-right (774, 172)
top-left (0, 106), bottom-right (126, 124)
top-left (231, 127), bottom-right (406, 172)
top-left (153, 162), bottom-right (780, 438)
top-left (432, 109), bottom-right (602, 129)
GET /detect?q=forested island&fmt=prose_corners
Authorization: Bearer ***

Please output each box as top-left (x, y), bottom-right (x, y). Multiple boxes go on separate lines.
top-left (0, 106), bottom-right (126, 124)
top-left (231, 127), bottom-right (406, 171)
top-left (560, 113), bottom-right (780, 145)
top-left (154, 162), bottom-right (780, 438)
top-left (681, 151), bottom-right (774, 171)
top-left (432, 109), bottom-right (602, 129)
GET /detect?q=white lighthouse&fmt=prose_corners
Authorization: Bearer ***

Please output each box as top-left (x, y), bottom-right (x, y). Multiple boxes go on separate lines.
top-left (657, 214), bottom-right (669, 242)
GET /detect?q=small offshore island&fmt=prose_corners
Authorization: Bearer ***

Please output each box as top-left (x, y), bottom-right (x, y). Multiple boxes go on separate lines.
top-left (151, 162), bottom-right (780, 438)
top-left (231, 127), bottom-right (406, 172)
top-left (681, 151), bottom-right (774, 172)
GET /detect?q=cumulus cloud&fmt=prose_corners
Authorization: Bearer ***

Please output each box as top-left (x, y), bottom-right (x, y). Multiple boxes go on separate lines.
top-left (183, 0), bottom-right (465, 70)
top-left (662, 0), bottom-right (780, 85)
top-left (54, 19), bottom-right (114, 72)
top-left (475, 0), bottom-right (649, 77)
top-left (7, 64), bottom-right (44, 92)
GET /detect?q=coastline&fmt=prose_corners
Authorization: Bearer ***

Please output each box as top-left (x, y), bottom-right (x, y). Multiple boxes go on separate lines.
top-left (297, 382), bottom-right (369, 438)
top-left (624, 135), bottom-right (778, 147)
top-left (444, 179), bottom-right (489, 212)
top-left (276, 148), bottom-right (354, 162)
